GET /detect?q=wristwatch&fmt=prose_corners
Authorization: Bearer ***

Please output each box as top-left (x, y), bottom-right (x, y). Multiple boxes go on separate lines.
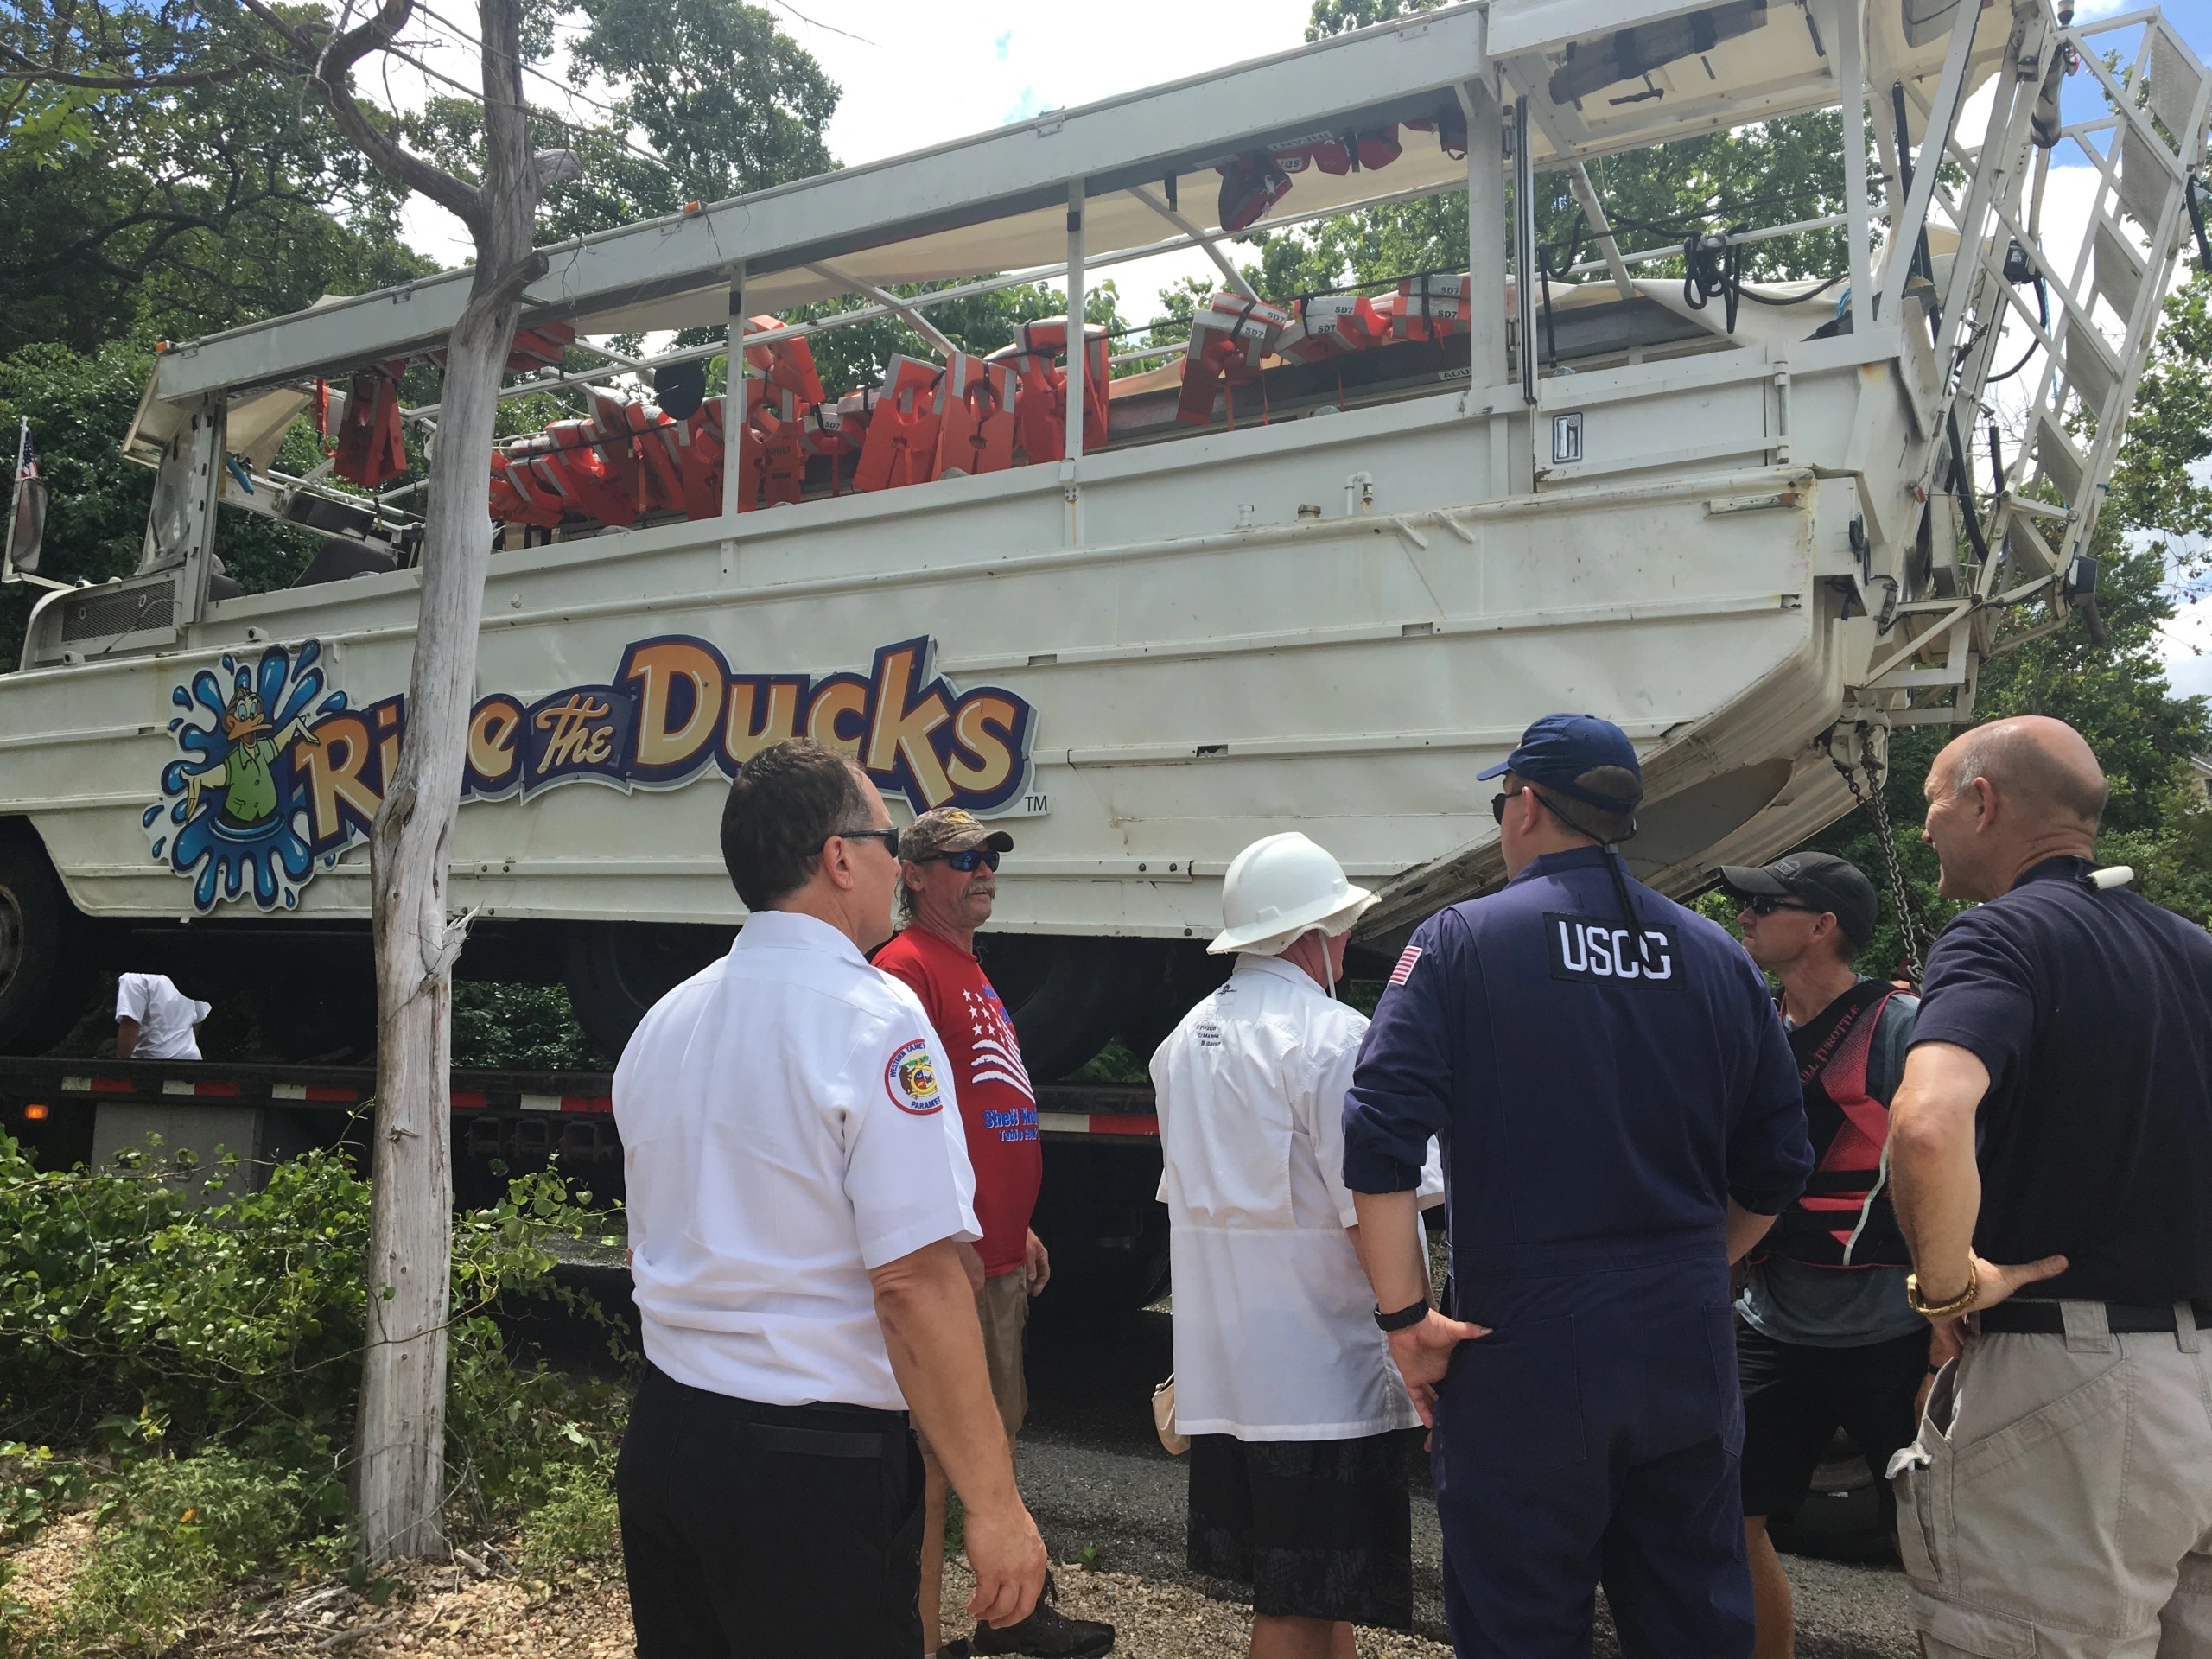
top-left (1905, 1261), bottom-right (1980, 1320)
top-left (1375, 1299), bottom-right (1430, 1332)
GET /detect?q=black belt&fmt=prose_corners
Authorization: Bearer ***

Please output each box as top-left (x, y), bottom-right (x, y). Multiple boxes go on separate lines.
top-left (1978, 1299), bottom-right (2210, 1335)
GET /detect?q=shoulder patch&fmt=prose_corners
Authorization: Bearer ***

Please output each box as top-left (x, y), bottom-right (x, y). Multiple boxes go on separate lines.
top-left (885, 1038), bottom-right (944, 1115)
top-left (1387, 944), bottom-right (1423, 987)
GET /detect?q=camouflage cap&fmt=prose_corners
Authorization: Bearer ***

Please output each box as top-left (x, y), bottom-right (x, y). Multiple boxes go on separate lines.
top-left (899, 806), bottom-right (1014, 863)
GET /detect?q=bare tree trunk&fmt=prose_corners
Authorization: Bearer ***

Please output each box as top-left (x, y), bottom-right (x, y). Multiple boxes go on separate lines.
top-left (353, 0), bottom-right (542, 1567)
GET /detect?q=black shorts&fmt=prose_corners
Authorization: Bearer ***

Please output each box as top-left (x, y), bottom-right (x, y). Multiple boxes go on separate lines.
top-left (1736, 1319), bottom-right (1930, 1525)
top-left (1186, 1430), bottom-right (1416, 1628)
top-left (616, 1363), bottom-right (925, 1658)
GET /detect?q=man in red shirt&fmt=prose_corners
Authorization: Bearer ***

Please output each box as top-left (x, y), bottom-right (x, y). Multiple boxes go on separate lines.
top-left (874, 808), bottom-right (1112, 1659)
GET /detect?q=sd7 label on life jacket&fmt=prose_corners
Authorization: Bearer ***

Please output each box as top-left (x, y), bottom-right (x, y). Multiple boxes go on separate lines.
top-left (1544, 913), bottom-right (1680, 984)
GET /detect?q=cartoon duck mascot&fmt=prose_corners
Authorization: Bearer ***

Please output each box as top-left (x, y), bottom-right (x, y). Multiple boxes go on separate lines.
top-left (183, 686), bottom-right (321, 831)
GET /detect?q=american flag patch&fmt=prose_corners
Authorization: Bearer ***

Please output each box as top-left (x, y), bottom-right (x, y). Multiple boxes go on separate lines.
top-left (1388, 945), bottom-right (1423, 986)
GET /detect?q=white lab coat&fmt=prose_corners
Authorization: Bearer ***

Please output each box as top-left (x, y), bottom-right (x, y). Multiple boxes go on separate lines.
top-left (1152, 954), bottom-right (1444, 1440)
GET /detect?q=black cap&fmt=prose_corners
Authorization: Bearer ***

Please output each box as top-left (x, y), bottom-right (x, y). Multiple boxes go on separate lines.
top-left (1718, 851), bottom-right (1878, 945)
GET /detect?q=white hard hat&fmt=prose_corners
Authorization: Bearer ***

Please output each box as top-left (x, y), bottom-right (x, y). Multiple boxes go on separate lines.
top-left (1208, 832), bottom-right (1377, 957)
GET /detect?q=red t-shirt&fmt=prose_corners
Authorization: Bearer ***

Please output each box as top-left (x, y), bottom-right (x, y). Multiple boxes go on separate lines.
top-left (873, 925), bottom-right (1043, 1277)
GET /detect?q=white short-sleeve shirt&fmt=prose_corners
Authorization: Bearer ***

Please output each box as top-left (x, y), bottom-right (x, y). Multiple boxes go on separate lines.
top-left (1152, 954), bottom-right (1445, 1440)
top-left (115, 973), bottom-right (209, 1061)
top-left (613, 909), bottom-right (981, 1410)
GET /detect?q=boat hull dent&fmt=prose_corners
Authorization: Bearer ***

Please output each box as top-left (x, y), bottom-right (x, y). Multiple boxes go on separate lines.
top-left (3, 355), bottom-right (1916, 942)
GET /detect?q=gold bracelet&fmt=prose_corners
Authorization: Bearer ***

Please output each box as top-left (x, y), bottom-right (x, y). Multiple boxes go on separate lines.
top-left (1906, 1261), bottom-right (1980, 1319)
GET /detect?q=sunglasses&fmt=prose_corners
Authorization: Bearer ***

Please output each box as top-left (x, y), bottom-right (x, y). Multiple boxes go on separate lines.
top-left (1491, 787), bottom-right (1548, 825)
top-left (1741, 894), bottom-right (1821, 918)
top-left (830, 826), bottom-right (902, 856)
top-left (918, 847), bottom-right (1001, 873)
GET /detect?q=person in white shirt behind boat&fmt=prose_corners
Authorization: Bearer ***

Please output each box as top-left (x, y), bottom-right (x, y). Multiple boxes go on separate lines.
top-left (115, 971), bottom-right (210, 1060)
top-left (612, 738), bottom-right (1047, 1658)
top-left (1151, 832), bottom-right (1445, 1659)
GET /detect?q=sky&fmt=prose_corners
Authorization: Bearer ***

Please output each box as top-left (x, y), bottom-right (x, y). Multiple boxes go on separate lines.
top-left (388, 0), bottom-right (2212, 702)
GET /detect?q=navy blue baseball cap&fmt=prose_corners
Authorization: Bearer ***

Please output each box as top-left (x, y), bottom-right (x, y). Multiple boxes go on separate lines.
top-left (1477, 713), bottom-right (1644, 813)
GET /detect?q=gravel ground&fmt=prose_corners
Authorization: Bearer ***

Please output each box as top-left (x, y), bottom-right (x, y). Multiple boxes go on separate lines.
top-left (1016, 1304), bottom-right (1920, 1658)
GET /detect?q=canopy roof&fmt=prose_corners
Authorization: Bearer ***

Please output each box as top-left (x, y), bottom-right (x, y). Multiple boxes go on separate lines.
top-left (150, 0), bottom-right (1980, 405)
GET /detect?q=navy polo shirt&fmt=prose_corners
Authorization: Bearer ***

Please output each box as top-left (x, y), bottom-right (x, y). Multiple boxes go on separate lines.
top-left (1343, 846), bottom-right (1810, 1275)
top-left (1910, 855), bottom-right (2212, 1305)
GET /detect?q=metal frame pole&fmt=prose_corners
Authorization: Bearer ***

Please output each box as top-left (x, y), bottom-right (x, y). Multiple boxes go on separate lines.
top-left (1877, 1), bottom-right (1984, 327)
top-left (1458, 75), bottom-right (1507, 387)
top-left (1829, 0), bottom-right (1873, 332)
top-left (721, 267), bottom-right (747, 524)
top-left (1513, 96), bottom-right (1537, 405)
top-left (1063, 179), bottom-right (1085, 544)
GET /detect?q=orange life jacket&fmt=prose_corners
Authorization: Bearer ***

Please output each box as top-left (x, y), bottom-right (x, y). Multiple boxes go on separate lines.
top-left (854, 356), bottom-right (944, 493)
top-left (990, 319), bottom-right (1109, 466)
top-left (1276, 293), bottom-right (1387, 362)
top-left (754, 388), bottom-right (809, 506)
top-left (1176, 294), bottom-right (1290, 426)
top-left (935, 353), bottom-right (1016, 476)
top-left (741, 315), bottom-right (827, 408)
top-left (332, 363), bottom-right (409, 489)
top-left (1392, 273), bottom-right (1473, 341)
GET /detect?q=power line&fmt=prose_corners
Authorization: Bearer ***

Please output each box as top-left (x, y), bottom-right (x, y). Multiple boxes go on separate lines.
top-left (403, 1), bottom-right (689, 188)
top-left (757, 0), bottom-right (876, 48)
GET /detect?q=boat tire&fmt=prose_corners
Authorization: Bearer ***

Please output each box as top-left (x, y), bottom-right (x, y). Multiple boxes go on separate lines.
top-left (0, 827), bottom-right (96, 1058)
top-left (975, 935), bottom-right (1160, 1083)
top-left (563, 921), bottom-right (735, 1061)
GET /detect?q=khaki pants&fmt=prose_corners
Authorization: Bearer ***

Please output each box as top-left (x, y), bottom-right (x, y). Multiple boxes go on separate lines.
top-left (1891, 1304), bottom-right (2212, 1657)
top-left (917, 1268), bottom-right (1028, 1457)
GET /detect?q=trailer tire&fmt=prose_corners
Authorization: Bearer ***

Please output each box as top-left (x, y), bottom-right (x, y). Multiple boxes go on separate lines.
top-left (563, 922), bottom-right (734, 1060)
top-left (975, 936), bottom-right (1159, 1083)
top-left (1114, 941), bottom-right (1233, 1065)
top-left (0, 830), bottom-right (96, 1057)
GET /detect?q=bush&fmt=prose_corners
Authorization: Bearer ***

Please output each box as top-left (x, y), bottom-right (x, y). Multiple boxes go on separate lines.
top-left (516, 1465), bottom-right (622, 1578)
top-left (0, 1131), bottom-right (634, 1651)
top-left (54, 1449), bottom-right (340, 1654)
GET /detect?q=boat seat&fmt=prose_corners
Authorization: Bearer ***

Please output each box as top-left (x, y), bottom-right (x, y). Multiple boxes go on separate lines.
top-left (292, 538), bottom-right (396, 588)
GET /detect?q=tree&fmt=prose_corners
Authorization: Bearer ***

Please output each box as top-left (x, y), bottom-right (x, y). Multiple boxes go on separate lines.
top-left (0, 2), bottom-right (431, 354)
top-left (10, 0), bottom-right (551, 1563)
top-left (5, 0), bottom-right (851, 1563)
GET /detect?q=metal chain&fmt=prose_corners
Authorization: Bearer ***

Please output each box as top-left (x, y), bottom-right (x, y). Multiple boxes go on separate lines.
top-left (1831, 740), bottom-right (1931, 987)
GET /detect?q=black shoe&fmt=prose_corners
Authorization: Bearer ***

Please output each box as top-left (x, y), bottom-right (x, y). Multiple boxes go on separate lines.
top-left (969, 1573), bottom-right (1115, 1658)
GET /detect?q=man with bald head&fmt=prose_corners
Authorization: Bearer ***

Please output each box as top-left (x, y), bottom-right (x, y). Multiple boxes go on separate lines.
top-left (1886, 715), bottom-right (2212, 1657)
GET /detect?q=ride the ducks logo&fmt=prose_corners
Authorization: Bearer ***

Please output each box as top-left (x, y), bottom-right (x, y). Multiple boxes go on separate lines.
top-left (146, 633), bottom-right (1036, 912)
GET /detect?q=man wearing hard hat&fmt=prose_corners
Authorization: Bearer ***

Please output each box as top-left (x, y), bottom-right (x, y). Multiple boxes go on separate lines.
top-left (1152, 832), bottom-right (1443, 1659)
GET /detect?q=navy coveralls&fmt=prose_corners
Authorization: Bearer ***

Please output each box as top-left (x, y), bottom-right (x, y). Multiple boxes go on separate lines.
top-left (1344, 847), bottom-right (1810, 1658)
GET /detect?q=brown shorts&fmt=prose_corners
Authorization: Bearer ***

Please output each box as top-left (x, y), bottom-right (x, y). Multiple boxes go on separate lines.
top-left (918, 1268), bottom-right (1029, 1460)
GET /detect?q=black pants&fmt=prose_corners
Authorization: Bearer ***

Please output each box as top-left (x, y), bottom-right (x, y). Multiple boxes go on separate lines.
top-left (615, 1363), bottom-right (926, 1658)
top-left (1736, 1319), bottom-right (1931, 1528)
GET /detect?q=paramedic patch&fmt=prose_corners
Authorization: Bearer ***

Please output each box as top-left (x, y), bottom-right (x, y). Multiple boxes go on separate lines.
top-left (885, 1039), bottom-right (944, 1115)
top-left (1388, 945), bottom-right (1424, 987)
top-left (1543, 912), bottom-right (1681, 984)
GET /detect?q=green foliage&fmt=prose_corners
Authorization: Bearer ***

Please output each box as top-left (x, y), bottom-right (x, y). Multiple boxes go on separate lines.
top-left (401, 0), bottom-right (837, 244)
top-left (0, 3), bottom-right (431, 356)
top-left (0, 1132), bottom-right (632, 1644)
top-left (514, 1463), bottom-right (621, 1577)
top-left (0, 339), bottom-right (330, 671)
top-left (54, 1448), bottom-right (342, 1654)
top-left (451, 984), bottom-right (611, 1071)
